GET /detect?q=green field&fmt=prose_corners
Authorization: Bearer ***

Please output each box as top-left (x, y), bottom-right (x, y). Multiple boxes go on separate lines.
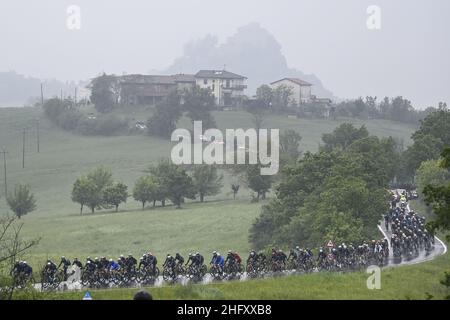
top-left (0, 106), bottom-right (418, 267)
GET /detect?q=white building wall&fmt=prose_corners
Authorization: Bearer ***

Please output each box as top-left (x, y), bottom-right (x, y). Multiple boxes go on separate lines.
top-left (195, 77), bottom-right (245, 104)
top-left (270, 79), bottom-right (311, 105)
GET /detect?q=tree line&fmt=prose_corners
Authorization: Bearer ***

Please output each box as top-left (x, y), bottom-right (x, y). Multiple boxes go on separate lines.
top-left (71, 162), bottom-right (224, 214)
top-left (248, 105), bottom-right (450, 251)
top-left (249, 123), bottom-right (398, 249)
top-left (43, 98), bottom-right (128, 136)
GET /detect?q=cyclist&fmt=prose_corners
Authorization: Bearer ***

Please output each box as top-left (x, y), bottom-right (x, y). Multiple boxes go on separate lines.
top-left (72, 258), bottom-right (83, 269)
top-left (163, 254), bottom-right (176, 275)
top-left (147, 252), bottom-right (158, 274)
top-left (210, 251), bottom-right (225, 273)
top-left (126, 254), bottom-right (137, 272)
top-left (43, 260), bottom-right (58, 282)
top-left (118, 255), bottom-right (127, 269)
top-left (22, 261), bottom-right (33, 278)
top-left (225, 250), bottom-right (236, 269)
top-left (185, 253), bottom-right (195, 267)
top-left (247, 250), bottom-right (257, 267)
top-left (108, 259), bottom-right (120, 271)
top-left (175, 253), bottom-right (184, 266)
top-left (195, 252), bottom-right (204, 266)
top-left (58, 256), bottom-right (71, 281)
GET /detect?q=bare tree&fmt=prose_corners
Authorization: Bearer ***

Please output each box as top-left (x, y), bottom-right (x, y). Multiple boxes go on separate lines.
top-left (0, 214), bottom-right (40, 300)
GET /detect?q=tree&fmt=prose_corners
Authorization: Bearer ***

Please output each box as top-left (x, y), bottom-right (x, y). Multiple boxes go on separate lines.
top-left (6, 185), bottom-right (36, 219)
top-left (71, 176), bottom-right (97, 215)
top-left (423, 147), bottom-right (450, 241)
top-left (148, 160), bottom-right (195, 208)
top-left (231, 184), bottom-right (240, 200)
top-left (246, 165), bottom-right (272, 200)
top-left (133, 176), bottom-right (158, 209)
top-left (0, 215), bottom-right (40, 300)
top-left (272, 84), bottom-right (293, 111)
top-left (71, 167), bottom-right (113, 214)
top-left (255, 85), bottom-right (273, 108)
top-left (90, 73), bottom-right (120, 113)
top-left (416, 159), bottom-right (450, 200)
top-left (103, 182), bottom-right (128, 212)
top-left (422, 147), bottom-right (450, 298)
top-left (182, 86), bottom-right (217, 129)
top-left (87, 167), bottom-right (113, 193)
top-left (321, 123), bottom-right (369, 151)
top-left (165, 165), bottom-right (196, 208)
top-left (147, 90), bottom-right (182, 138)
top-left (413, 107), bottom-right (450, 147)
top-left (191, 165), bottom-right (223, 202)
top-left (249, 125), bottom-right (393, 249)
top-left (400, 134), bottom-right (443, 182)
top-left (280, 129), bottom-right (302, 162)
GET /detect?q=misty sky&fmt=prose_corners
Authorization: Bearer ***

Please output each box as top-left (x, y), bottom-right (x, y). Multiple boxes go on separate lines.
top-left (0, 0), bottom-right (449, 108)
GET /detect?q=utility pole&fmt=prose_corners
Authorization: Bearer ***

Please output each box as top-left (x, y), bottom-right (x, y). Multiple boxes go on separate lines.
top-left (40, 83), bottom-right (44, 106)
top-left (74, 87), bottom-right (77, 105)
top-left (22, 128), bottom-right (26, 169)
top-left (36, 118), bottom-right (40, 153)
top-left (1, 147), bottom-right (7, 197)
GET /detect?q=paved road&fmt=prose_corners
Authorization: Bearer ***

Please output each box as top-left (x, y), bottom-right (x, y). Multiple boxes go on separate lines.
top-left (377, 202), bottom-right (446, 267)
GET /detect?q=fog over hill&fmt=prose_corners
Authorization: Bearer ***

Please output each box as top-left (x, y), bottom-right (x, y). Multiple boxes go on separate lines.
top-left (164, 23), bottom-right (333, 99)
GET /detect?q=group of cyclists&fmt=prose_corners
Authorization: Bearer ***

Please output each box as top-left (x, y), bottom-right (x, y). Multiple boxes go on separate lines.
top-left (10, 189), bottom-right (435, 291)
top-left (385, 190), bottom-right (435, 262)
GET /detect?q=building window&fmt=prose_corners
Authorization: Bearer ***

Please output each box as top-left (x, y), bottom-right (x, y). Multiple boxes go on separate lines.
top-left (203, 79), bottom-right (207, 85)
top-left (226, 79), bottom-right (230, 88)
top-left (212, 84), bottom-right (215, 91)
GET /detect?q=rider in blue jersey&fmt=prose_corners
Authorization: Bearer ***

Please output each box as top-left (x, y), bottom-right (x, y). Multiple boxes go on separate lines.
top-left (108, 259), bottom-right (120, 271)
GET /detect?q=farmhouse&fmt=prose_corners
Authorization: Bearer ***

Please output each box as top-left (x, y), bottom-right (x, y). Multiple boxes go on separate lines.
top-left (116, 69), bottom-right (247, 107)
top-left (270, 78), bottom-right (312, 105)
top-left (118, 74), bottom-right (196, 105)
top-left (195, 70), bottom-right (247, 107)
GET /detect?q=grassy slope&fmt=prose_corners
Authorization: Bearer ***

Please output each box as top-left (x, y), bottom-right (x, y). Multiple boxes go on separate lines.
top-left (20, 200), bottom-right (262, 266)
top-left (0, 106), bottom-right (417, 266)
top-left (0, 107), bottom-right (417, 217)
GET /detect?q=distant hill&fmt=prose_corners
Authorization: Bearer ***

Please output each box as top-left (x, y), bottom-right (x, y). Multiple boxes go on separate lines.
top-left (164, 23), bottom-right (333, 99)
top-left (0, 71), bottom-right (86, 107)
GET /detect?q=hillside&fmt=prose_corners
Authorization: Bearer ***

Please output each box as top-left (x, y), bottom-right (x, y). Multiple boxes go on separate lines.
top-left (0, 106), bottom-right (418, 264)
